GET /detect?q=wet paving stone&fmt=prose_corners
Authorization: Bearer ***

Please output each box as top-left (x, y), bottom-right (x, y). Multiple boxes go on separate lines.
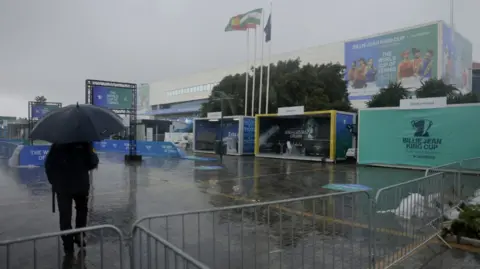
top-left (0, 153), bottom-right (478, 268)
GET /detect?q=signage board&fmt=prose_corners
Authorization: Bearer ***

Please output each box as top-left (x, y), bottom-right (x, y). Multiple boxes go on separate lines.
top-left (92, 86), bottom-right (133, 110)
top-left (19, 145), bottom-right (50, 166)
top-left (207, 112), bottom-right (222, 119)
top-left (278, 106), bottom-right (304, 116)
top-left (31, 104), bottom-right (61, 119)
top-left (400, 97), bottom-right (446, 109)
top-left (358, 105), bottom-right (480, 167)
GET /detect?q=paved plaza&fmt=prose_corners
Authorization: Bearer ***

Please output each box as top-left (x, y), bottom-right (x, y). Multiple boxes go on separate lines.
top-left (0, 153), bottom-right (478, 268)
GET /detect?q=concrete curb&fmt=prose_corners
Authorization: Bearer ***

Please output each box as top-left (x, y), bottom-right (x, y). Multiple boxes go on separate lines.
top-left (445, 234), bottom-right (480, 248)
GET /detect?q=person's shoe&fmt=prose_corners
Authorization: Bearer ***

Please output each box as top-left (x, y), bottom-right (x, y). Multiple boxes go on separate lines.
top-left (62, 252), bottom-right (75, 269)
top-left (62, 235), bottom-right (75, 255)
top-left (64, 246), bottom-right (75, 256)
top-left (73, 234), bottom-right (86, 248)
top-left (76, 249), bottom-right (87, 269)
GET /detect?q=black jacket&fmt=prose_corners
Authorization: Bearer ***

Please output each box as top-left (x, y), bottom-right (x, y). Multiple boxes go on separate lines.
top-left (45, 142), bottom-right (99, 195)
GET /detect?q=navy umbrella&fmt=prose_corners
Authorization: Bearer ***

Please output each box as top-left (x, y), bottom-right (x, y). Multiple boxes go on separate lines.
top-left (30, 103), bottom-right (125, 143)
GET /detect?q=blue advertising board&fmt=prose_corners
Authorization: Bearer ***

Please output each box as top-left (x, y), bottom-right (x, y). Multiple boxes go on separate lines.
top-left (194, 120), bottom-right (217, 151)
top-left (92, 86), bottom-right (133, 110)
top-left (335, 112), bottom-right (354, 159)
top-left (243, 118), bottom-right (255, 154)
top-left (93, 140), bottom-right (180, 157)
top-left (31, 104), bottom-right (61, 119)
top-left (19, 145), bottom-right (50, 166)
top-left (194, 119), bottom-right (240, 153)
top-left (16, 140), bottom-right (181, 166)
top-left (221, 120), bottom-right (239, 154)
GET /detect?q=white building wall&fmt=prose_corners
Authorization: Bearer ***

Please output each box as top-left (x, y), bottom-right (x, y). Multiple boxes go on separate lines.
top-left (150, 41), bottom-right (344, 106)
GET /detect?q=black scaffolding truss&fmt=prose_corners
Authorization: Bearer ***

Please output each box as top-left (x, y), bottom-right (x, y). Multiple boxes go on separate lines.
top-left (28, 101), bottom-right (62, 144)
top-left (85, 79), bottom-right (138, 157)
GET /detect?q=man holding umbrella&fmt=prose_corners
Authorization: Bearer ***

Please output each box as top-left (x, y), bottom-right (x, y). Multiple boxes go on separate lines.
top-left (45, 142), bottom-right (98, 255)
top-left (30, 103), bottom-right (125, 256)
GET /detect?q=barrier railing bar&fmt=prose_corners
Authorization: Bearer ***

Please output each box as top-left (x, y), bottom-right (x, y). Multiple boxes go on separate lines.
top-left (0, 224), bottom-right (123, 245)
top-left (133, 225), bottom-right (211, 269)
top-left (424, 161), bottom-right (460, 176)
top-left (133, 190), bottom-right (368, 228)
top-left (374, 172), bottom-right (443, 202)
top-left (0, 224), bottom-right (125, 269)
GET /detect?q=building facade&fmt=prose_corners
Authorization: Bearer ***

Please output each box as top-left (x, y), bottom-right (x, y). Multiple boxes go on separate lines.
top-left (148, 20), bottom-right (473, 116)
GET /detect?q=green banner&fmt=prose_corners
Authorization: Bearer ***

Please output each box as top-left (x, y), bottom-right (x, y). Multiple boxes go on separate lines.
top-left (92, 86), bottom-right (133, 110)
top-left (358, 105), bottom-right (480, 167)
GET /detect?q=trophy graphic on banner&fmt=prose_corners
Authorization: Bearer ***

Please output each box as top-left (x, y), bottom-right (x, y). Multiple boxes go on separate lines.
top-left (411, 119), bottom-right (432, 137)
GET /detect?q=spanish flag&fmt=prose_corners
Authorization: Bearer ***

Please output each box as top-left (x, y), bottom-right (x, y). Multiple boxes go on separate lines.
top-left (225, 14), bottom-right (247, 31)
top-left (225, 9), bottom-right (262, 32)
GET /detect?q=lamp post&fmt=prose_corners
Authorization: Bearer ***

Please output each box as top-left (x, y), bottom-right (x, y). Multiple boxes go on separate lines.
top-left (212, 92), bottom-right (233, 164)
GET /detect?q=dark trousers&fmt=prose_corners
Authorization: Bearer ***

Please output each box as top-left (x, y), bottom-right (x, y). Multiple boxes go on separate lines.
top-left (56, 192), bottom-right (89, 252)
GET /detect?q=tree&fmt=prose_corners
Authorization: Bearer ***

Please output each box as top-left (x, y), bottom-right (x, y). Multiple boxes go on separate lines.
top-left (415, 78), bottom-right (458, 99)
top-left (200, 58), bottom-right (352, 116)
top-left (416, 78), bottom-right (479, 104)
top-left (34, 96), bottom-right (47, 103)
top-left (366, 82), bottom-right (410, 108)
top-left (448, 92), bottom-right (479, 104)
top-left (366, 78), bottom-right (479, 108)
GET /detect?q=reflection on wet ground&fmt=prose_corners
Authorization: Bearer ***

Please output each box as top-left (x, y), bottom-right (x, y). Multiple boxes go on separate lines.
top-left (0, 152), bottom-right (478, 268)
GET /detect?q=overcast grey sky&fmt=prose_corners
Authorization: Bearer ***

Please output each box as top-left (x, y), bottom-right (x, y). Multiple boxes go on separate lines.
top-left (0, 0), bottom-right (478, 117)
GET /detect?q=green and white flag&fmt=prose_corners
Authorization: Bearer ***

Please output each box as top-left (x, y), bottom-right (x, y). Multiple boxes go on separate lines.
top-left (240, 8), bottom-right (262, 28)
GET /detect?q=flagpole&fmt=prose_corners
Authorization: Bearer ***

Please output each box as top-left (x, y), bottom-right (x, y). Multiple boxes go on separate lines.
top-left (245, 29), bottom-right (249, 116)
top-left (258, 10), bottom-right (265, 115)
top-left (251, 27), bottom-right (257, 116)
top-left (265, 2), bottom-right (272, 114)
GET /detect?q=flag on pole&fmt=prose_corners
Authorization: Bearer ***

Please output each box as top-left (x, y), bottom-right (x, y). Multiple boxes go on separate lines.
top-left (224, 8), bottom-right (263, 116)
top-left (264, 13), bottom-right (272, 42)
top-left (240, 8), bottom-right (262, 27)
top-left (225, 14), bottom-right (248, 31)
top-left (264, 4), bottom-right (272, 114)
top-left (225, 9), bottom-right (262, 31)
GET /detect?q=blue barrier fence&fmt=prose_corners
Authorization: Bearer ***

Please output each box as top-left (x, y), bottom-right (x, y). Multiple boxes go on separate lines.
top-left (93, 140), bottom-right (180, 157)
top-left (19, 145), bottom-right (50, 166)
top-left (14, 140), bottom-right (181, 166)
top-left (0, 140), bottom-right (21, 160)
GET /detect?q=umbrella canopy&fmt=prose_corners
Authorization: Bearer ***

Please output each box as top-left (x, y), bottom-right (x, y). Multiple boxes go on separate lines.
top-left (30, 103), bottom-right (125, 144)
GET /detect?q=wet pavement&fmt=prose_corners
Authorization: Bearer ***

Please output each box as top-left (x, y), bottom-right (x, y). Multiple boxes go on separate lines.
top-left (0, 152), bottom-right (479, 268)
top-left (390, 241), bottom-right (480, 269)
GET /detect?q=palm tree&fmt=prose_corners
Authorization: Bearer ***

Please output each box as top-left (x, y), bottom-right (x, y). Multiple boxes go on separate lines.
top-left (34, 96), bottom-right (47, 104)
top-left (367, 82), bottom-right (410, 108)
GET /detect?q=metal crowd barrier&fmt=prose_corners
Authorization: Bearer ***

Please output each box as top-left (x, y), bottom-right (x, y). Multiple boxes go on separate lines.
top-left (131, 224), bottom-right (209, 269)
top-left (373, 172), bottom-right (454, 268)
top-left (0, 140), bottom-right (20, 160)
top-left (0, 225), bottom-right (124, 269)
top-left (425, 157), bottom-right (480, 205)
top-left (133, 191), bottom-right (374, 269)
top-left (4, 157), bottom-right (480, 269)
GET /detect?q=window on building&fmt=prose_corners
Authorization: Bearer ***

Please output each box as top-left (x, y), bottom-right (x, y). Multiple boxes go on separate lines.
top-left (165, 82), bottom-right (219, 96)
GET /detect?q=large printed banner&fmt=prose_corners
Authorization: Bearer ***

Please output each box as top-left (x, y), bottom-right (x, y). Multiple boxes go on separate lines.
top-left (345, 24), bottom-right (438, 101)
top-left (358, 105), bottom-right (480, 167)
top-left (92, 86), bottom-right (133, 110)
top-left (31, 104), bottom-right (61, 119)
top-left (441, 23), bottom-right (473, 94)
top-left (137, 83), bottom-right (150, 113)
top-left (243, 118), bottom-right (255, 154)
top-left (257, 115), bottom-right (331, 158)
top-left (194, 119), bottom-right (239, 154)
